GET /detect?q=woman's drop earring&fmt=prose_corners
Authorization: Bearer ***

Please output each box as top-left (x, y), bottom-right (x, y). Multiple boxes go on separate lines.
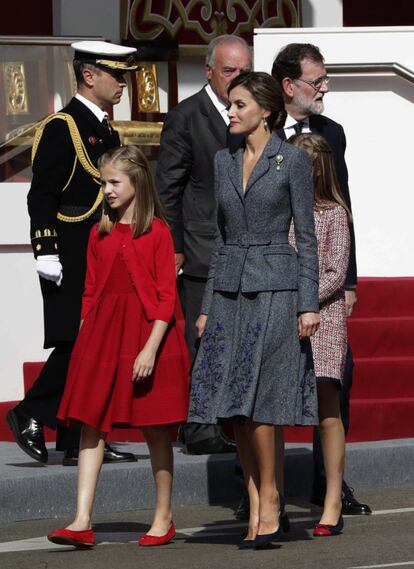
top-left (263, 117), bottom-right (268, 131)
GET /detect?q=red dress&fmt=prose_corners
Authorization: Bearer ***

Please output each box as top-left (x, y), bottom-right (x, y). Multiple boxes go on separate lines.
top-left (58, 223), bottom-right (190, 432)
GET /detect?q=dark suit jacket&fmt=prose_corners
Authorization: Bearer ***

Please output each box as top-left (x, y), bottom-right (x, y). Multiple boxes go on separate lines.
top-left (278, 114), bottom-right (357, 288)
top-left (155, 87), bottom-right (229, 278)
top-left (309, 115), bottom-right (356, 288)
top-left (27, 97), bottom-right (120, 346)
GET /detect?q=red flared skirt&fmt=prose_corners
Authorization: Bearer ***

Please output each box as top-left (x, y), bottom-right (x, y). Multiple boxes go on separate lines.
top-left (58, 241), bottom-right (190, 433)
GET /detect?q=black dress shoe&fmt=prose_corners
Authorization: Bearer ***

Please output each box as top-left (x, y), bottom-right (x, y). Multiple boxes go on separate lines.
top-left (6, 406), bottom-right (48, 464)
top-left (62, 443), bottom-right (137, 466)
top-left (185, 434), bottom-right (237, 455)
top-left (342, 483), bottom-right (372, 515)
top-left (311, 481), bottom-right (372, 516)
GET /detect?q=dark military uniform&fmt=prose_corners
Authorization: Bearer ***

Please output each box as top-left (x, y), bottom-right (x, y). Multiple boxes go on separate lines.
top-left (18, 97), bottom-right (120, 448)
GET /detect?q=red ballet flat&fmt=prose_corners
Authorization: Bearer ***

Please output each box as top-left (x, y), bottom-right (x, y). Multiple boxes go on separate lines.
top-left (138, 522), bottom-right (176, 546)
top-left (47, 527), bottom-right (95, 548)
top-left (313, 515), bottom-right (344, 537)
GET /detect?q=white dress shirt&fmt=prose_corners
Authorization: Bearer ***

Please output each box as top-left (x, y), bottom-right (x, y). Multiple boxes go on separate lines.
top-left (205, 84), bottom-right (229, 126)
top-left (283, 113), bottom-right (311, 139)
top-left (75, 93), bottom-right (108, 123)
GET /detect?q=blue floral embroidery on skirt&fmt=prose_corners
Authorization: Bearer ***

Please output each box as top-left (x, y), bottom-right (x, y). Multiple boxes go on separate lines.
top-left (190, 321), bottom-right (226, 421)
top-left (228, 322), bottom-right (262, 412)
top-left (299, 368), bottom-right (317, 420)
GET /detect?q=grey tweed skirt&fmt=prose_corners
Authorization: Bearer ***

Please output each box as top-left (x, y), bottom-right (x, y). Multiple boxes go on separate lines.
top-left (188, 289), bottom-right (318, 426)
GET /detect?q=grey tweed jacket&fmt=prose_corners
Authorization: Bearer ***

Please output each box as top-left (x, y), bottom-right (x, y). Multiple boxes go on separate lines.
top-left (201, 133), bottom-right (319, 314)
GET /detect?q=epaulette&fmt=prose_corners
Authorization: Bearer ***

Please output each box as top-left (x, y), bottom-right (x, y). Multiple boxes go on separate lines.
top-left (32, 113), bottom-right (102, 222)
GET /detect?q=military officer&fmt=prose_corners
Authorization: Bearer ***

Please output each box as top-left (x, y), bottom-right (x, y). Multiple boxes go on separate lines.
top-left (7, 41), bottom-right (138, 466)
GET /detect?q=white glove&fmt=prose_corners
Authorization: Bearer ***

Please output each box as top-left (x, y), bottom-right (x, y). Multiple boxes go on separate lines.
top-left (36, 255), bottom-right (63, 286)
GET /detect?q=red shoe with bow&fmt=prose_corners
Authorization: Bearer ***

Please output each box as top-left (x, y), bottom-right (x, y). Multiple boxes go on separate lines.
top-left (313, 515), bottom-right (344, 537)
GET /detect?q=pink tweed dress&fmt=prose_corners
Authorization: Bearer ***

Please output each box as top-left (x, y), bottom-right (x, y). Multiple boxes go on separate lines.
top-left (290, 202), bottom-right (350, 383)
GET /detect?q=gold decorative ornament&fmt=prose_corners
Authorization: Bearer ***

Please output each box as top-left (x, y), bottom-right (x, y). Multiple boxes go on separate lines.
top-left (3, 62), bottom-right (29, 115)
top-left (96, 58), bottom-right (138, 71)
top-left (111, 120), bottom-right (163, 145)
top-left (136, 63), bottom-right (160, 112)
top-left (128, 0), bottom-right (299, 45)
top-left (32, 113), bottom-right (102, 223)
top-left (32, 229), bottom-right (59, 240)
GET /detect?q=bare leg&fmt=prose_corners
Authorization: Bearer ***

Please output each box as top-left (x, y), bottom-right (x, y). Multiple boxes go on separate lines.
top-left (234, 421), bottom-right (260, 540)
top-left (141, 425), bottom-right (173, 536)
top-left (250, 422), bottom-right (279, 535)
top-left (275, 426), bottom-right (285, 496)
top-left (318, 382), bottom-right (345, 525)
top-left (67, 424), bottom-right (105, 531)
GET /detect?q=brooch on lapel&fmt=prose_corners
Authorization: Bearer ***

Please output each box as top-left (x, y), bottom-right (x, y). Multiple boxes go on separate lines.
top-left (275, 154), bottom-right (284, 171)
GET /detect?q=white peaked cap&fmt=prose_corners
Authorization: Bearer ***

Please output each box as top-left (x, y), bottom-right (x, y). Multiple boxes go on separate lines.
top-left (71, 41), bottom-right (137, 71)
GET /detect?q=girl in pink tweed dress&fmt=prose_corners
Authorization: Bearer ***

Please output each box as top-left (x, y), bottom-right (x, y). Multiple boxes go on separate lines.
top-left (290, 133), bottom-right (351, 535)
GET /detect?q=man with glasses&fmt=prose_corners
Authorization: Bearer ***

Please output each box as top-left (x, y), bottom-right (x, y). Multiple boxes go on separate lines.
top-left (272, 43), bottom-right (371, 516)
top-left (156, 35), bottom-right (252, 454)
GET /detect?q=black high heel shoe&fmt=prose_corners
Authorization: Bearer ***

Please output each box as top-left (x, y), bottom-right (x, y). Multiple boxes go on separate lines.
top-left (238, 538), bottom-right (256, 550)
top-left (279, 495), bottom-right (290, 533)
top-left (253, 526), bottom-right (282, 549)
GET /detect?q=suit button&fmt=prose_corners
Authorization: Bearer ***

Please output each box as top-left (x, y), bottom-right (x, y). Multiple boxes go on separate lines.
top-left (240, 233), bottom-right (249, 247)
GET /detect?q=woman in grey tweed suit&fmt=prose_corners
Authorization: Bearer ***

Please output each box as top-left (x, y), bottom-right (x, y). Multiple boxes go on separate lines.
top-left (188, 72), bottom-right (320, 548)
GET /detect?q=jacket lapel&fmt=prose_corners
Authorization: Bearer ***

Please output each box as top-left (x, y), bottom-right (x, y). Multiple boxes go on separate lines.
top-left (244, 134), bottom-right (283, 196)
top-left (276, 127), bottom-right (287, 141)
top-left (198, 88), bottom-right (227, 147)
top-left (208, 109), bottom-right (227, 147)
top-left (228, 146), bottom-right (244, 201)
top-left (309, 114), bottom-right (324, 135)
top-left (68, 98), bottom-right (116, 151)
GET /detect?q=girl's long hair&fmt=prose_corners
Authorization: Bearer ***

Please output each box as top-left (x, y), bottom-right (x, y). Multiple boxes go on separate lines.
top-left (289, 133), bottom-right (352, 222)
top-left (97, 145), bottom-right (166, 238)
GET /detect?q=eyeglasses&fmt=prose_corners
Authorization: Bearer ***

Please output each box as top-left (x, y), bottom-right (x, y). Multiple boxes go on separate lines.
top-left (295, 76), bottom-right (330, 90)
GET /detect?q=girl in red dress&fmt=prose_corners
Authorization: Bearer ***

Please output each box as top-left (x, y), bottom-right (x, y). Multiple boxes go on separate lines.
top-left (48, 145), bottom-right (190, 549)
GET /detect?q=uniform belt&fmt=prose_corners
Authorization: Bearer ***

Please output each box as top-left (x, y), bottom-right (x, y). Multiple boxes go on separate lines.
top-left (225, 231), bottom-right (288, 248)
top-left (58, 205), bottom-right (102, 221)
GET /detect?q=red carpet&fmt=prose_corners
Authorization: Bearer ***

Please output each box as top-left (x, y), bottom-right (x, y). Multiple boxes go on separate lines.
top-left (285, 277), bottom-right (414, 443)
top-left (1, 278), bottom-right (414, 443)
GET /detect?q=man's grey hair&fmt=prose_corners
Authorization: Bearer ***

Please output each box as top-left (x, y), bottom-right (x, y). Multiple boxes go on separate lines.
top-left (206, 35), bottom-right (251, 67)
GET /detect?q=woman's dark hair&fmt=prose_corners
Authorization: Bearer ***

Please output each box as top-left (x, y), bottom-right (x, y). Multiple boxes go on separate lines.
top-left (227, 71), bottom-right (286, 131)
